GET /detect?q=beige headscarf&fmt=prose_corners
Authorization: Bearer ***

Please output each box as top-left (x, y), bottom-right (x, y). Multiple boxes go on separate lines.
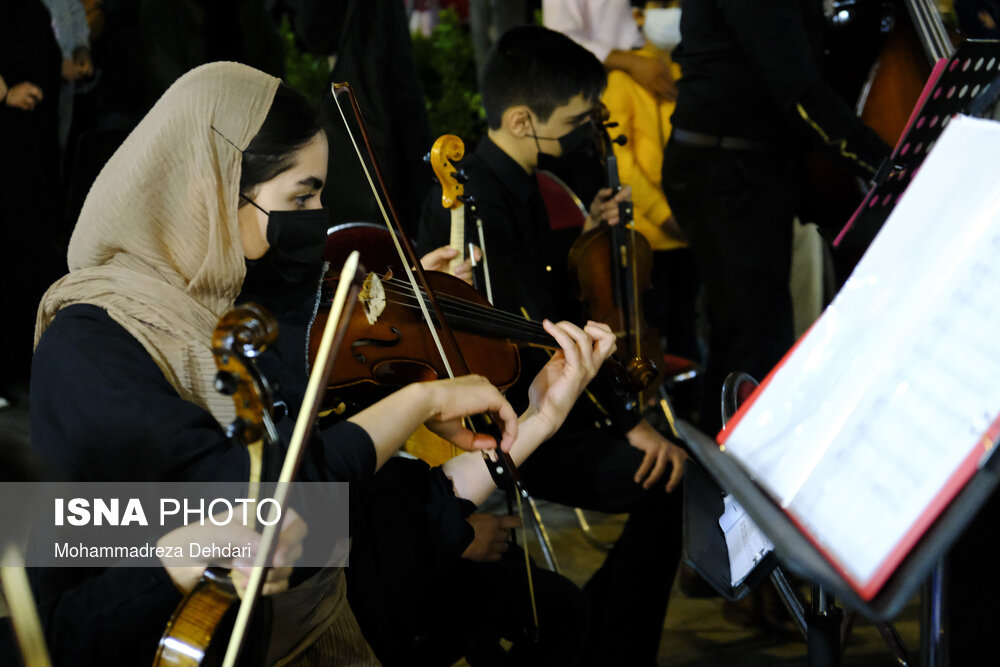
top-left (35, 62), bottom-right (280, 427)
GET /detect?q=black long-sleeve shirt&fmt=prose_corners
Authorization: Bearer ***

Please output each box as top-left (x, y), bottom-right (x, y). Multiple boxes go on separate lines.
top-left (28, 302), bottom-right (379, 665)
top-left (672, 0), bottom-right (889, 175)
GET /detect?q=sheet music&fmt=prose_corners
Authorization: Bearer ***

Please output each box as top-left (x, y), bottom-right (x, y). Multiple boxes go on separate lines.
top-left (719, 494), bottom-right (774, 587)
top-left (723, 116), bottom-right (1000, 593)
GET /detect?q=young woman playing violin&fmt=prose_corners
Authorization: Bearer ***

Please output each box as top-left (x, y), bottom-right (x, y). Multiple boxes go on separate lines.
top-left (28, 62), bottom-right (614, 665)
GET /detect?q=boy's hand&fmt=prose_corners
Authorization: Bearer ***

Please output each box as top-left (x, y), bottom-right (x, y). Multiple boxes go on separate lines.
top-left (585, 185), bottom-right (632, 231)
top-left (419, 244), bottom-right (482, 285)
top-left (626, 419), bottom-right (687, 492)
top-left (461, 513), bottom-right (522, 562)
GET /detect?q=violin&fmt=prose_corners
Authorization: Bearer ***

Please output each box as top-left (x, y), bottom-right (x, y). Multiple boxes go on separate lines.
top-left (328, 85), bottom-right (545, 641)
top-left (154, 255), bottom-right (363, 667)
top-left (315, 222), bottom-right (637, 419)
top-left (153, 303), bottom-right (279, 667)
top-left (567, 106), bottom-right (662, 400)
top-left (428, 134), bottom-right (494, 302)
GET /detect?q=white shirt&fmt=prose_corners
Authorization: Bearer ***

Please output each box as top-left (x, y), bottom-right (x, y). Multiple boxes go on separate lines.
top-left (542, 0), bottom-right (643, 63)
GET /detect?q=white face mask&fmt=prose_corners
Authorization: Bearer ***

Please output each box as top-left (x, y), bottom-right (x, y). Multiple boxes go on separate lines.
top-left (643, 7), bottom-right (682, 52)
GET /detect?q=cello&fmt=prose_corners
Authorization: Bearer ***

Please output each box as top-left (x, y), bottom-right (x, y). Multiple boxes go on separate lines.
top-left (804, 0), bottom-right (958, 239)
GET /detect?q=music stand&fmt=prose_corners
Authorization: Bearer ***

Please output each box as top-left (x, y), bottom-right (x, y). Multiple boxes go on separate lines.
top-left (835, 39), bottom-right (1000, 251)
top-left (679, 420), bottom-right (1000, 621)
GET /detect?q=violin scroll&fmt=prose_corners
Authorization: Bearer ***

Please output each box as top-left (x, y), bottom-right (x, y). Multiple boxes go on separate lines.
top-left (429, 134), bottom-right (467, 210)
top-left (211, 303), bottom-right (280, 445)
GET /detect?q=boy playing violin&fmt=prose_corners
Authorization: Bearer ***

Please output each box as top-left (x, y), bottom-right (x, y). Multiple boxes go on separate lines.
top-left (417, 25), bottom-right (687, 667)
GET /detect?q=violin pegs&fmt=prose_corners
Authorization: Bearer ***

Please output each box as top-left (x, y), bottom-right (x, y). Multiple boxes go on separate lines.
top-left (613, 134), bottom-right (627, 146)
top-left (214, 370), bottom-right (238, 396)
top-left (421, 151), bottom-right (431, 164)
top-left (225, 417), bottom-right (247, 441)
top-left (453, 169), bottom-right (468, 183)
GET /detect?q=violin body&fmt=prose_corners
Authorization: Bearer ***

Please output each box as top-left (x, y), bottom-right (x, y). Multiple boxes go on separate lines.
top-left (153, 568), bottom-right (238, 666)
top-left (318, 222), bottom-right (522, 418)
top-left (567, 223), bottom-right (661, 392)
top-left (155, 305), bottom-right (282, 667)
top-left (314, 268), bottom-right (522, 415)
top-left (562, 111), bottom-right (663, 397)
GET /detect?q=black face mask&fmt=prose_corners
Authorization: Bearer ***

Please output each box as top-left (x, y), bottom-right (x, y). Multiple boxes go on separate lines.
top-left (241, 198), bottom-right (330, 289)
top-left (531, 119), bottom-right (599, 172)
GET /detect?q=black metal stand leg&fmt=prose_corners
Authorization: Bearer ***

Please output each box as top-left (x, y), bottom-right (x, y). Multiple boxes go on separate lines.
top-left (770, 567), bottom-right (809, 639)
top-left (806, 607), bottom-right (844, 667)
top-left (921, 561), bottom-right (947, 667)
top-left (573, 507), bottom-right (614, 551)
top-left (807, 588), bottom-right (844, 667)
top-left (875, 620), bottom-right (914, 666)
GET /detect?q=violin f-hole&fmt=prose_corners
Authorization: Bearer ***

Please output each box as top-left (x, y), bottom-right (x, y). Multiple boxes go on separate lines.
top-left (350, 326), bottom-right (402, 364)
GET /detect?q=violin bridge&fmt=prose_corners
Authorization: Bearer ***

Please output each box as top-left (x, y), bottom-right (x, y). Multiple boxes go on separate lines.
top-left (359, 272), bottom-right (386, 325)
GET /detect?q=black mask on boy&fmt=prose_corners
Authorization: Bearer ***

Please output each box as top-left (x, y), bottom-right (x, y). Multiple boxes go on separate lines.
top-left (530, 118), bottom-right (598, 173)
top-left (241, 196), bottom-right (329, 288)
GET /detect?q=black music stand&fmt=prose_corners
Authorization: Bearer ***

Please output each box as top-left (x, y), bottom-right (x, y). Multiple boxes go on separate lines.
top-left (680, 418), bottom-right (1000, 659)
top-left (835, 39), bottom-right (1000, 252)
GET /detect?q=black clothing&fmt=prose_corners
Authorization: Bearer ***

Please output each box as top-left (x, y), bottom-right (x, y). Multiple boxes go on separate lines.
top-left (663, 0), bottom-right (892, 434)
top-left (662, 142), bottom-right (800, 432)
top-left (671, 0), bottom-right (887, 172)
top-left (28, 301), bottom-right (376, 665)
top-left (417, 137), bottom-right (682, 667)
top-left (347, 456), bottom-right (590, 667)
top-left (294, 0), bottom-right (432, 236)
top-left (139, 0), bottom-right (286, 110)
top-left (0, 0), bottom-right (65, 394)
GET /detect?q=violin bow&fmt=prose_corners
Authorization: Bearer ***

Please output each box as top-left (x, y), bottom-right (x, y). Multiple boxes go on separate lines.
top-left (1, 546), bottom-right (53, 666)
top-left (221, 252), bottom-right (364, 667)
top-left (331, 83), bottom-right (539, 639)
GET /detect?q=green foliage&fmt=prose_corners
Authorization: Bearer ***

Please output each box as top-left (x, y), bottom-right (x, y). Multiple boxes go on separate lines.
top-left (411, 8), bottom-right (487, 145)
top-left (278, 14), bottom-right (331, 107)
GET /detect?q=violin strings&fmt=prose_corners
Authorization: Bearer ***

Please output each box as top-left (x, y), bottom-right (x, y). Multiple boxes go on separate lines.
top-left (378, 291), bottom-right (552, 345)
top-left (330, 85), bottom-right (456, 379)
top-left (379, 282), bottom-right (552, 342)
top-left (380, 282), bottom-right (542, 332)
top-left (381, 278), bottom-right (551, 335)
top-left (377, 290), bottom-right (551, 343)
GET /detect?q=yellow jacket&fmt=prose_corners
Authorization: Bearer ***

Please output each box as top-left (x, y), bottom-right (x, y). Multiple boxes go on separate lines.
top-left (602, 50), bottom-right (686, 251)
